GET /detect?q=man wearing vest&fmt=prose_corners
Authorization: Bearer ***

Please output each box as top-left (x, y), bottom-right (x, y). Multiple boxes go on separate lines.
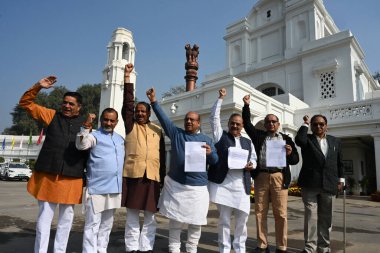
top-left (146, 87), bottom-right (218, 253)
top-left (242, 95), bottom-right (299, 253)
top-left (75, 108), bottom-right (125, 253)
top-left (19, 77), bottom-right (88, 253)
top-left (121, 64), bottom-right (166, 253)
top-left (208, 88), bottom-right (257, 253)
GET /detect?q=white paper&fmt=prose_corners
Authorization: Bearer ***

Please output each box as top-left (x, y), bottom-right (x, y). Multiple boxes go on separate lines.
top-left (228, 147), bottom-right (249, 169)
top-left (266, 140), bottom-right (286, 167)
top-left (185, 142), bottom-right (207, 172)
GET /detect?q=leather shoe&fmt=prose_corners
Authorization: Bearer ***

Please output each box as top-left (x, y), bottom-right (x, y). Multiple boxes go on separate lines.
top-left (253, 247), bottom-right (270, 253)
top-left (275, 249), bottom-right (287, 253)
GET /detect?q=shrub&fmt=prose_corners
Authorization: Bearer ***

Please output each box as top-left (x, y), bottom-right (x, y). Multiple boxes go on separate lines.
top-left (370, 191), bottom-right (380, 202)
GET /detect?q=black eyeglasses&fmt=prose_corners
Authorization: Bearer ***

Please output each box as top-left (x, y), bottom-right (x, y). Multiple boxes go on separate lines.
top-left (265, 120), bottom-right (278, 124)
top-left (312, 122), bottom-right (326, 127)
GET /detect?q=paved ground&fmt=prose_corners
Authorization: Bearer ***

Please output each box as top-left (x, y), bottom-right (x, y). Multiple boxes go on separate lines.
top-left (0, 181), bottom-right (379, 253)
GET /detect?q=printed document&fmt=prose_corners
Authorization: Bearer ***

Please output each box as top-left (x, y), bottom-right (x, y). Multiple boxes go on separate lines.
top-left (266, 140), bottom-right (286, 167)
top-left (228, 147), bottom-right (249, 169)
top-left (185, 142), bottom-right (206, 172)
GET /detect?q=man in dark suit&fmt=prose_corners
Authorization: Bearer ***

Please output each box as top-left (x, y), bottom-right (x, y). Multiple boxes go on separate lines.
top-left (295, 115), bottom-right (344, 253)
top-left (242, 95), bottom-right (299, 253)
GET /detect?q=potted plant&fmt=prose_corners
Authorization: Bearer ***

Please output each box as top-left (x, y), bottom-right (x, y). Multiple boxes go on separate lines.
top-left (370, 191), bottom-right (380, 202)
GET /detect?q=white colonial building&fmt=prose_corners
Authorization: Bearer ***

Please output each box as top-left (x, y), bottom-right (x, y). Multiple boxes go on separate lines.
top-left (114, 0), bottom-right (379, 193)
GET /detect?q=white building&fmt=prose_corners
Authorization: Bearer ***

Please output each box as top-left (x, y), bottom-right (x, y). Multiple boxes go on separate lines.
top-left (121, 0), bottom-right (378, 193)
top-left (0, 135), bottom-right (43, 162)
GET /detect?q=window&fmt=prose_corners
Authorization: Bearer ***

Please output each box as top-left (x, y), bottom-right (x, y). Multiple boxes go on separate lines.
top-left (122, 43), bottom-right (129, 61)
top-left (320, 71), bottom-right (336, 99)
top-left (261, 86), bottom-right (285, 97)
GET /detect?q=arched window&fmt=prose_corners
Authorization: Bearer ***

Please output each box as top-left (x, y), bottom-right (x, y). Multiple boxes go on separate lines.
top-left (122, 43), bottom-right (130, 61)
top-left (257, 83), bottom-right (285, 97)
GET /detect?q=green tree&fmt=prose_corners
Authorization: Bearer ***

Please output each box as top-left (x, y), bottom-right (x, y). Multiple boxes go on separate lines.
top-left (373, 71), bottom-right (380, 82)
top-left (76, 83), bottom-right (101, 129)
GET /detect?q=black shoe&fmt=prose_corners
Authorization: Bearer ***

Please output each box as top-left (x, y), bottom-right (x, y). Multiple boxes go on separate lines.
top-left (140, 251), bottom-right (153, 253)
top-left (275, 249), bottom-right (287, 253)
top-left (253, 247), bottom-right (270, 253)
top-left (126, 251), bottom-right (138, 253)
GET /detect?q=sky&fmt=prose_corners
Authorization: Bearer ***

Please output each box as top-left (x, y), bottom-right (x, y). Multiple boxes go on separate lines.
top-left (0, 0), bottom-right (379, 133)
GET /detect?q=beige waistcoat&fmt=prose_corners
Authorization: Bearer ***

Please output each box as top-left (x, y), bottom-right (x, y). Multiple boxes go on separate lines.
top-left (123, 122), bottom-right (162, 181)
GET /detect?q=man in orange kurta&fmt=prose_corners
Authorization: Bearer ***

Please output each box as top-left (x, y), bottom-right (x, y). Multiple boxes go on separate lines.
top-left (19, 76), bottom-right (88, 253)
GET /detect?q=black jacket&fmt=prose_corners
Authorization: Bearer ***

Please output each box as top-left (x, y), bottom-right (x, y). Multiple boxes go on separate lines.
top-left (295, 125), bottom-right (344, 194)
top-left (35, 113), bottom-right (88, 178)
top-left (242, 104), bottom-right (299, 188)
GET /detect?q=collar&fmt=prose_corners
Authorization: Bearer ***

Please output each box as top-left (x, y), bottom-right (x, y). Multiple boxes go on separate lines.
top-left (314, 134), bottom-right (327, 140)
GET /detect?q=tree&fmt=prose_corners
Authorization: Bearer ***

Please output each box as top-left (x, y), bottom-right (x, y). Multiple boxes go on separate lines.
top-left (373, 71), bottom-right (380, 82)
top-left (76, 83), bottom-right (101, 129)
top-left (3, 84), bottom-right (101, 135)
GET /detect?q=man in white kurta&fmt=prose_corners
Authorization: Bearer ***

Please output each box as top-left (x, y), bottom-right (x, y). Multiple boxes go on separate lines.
top-left (208, 88), bottom-right (257, 253)
top-left (76, 108), bottom-right (125, 253)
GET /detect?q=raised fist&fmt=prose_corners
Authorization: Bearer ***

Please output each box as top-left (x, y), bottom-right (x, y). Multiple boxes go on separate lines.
top-left (146, 87), bottom-right (156, 103)
top-left (219, 88), bottom-right (226, 99)
top-left (243, 95), bottom-right (251, 105)
top-left (303, 115), bottom-right (309, 124)
top-left (124, 63), bottom-right (134, 76)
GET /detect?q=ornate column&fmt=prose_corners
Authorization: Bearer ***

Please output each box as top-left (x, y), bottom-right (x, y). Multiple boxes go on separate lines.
top-left (372, 134), bottom-right (380, 190)
top-left (184, 44), bottom-right (199, 91)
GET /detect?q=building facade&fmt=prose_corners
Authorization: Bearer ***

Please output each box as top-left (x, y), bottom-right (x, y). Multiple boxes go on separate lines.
top-left (147, 0), bottom-right (380, 193)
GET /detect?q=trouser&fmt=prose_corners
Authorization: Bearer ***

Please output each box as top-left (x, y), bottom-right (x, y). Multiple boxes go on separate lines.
top-left (125, 208), bottom-right (157, 252)
top-left (217, 204), bottom-right (249, 253)
top-left (82, 198), bottom-right (115, 253)
top-left (168, 219), bottom-right (202, 253)
top-left (255, 172), bottom-right (288, 251)
top-left (34, 200), bottom-right (74, 253)
top-left (302, 188), bottom-right (334, 253)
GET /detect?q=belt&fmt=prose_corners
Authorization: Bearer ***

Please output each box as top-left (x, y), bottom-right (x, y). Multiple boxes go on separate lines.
top-left (259, 168), bottom-right (282, 174)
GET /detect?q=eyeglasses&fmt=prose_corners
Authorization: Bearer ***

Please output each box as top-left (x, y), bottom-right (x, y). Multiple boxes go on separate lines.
top-left (265, 120), bottom-right (278, 124)
top-left (312, 122), bottom-right (326, 127)
top-left (184, 117), bottom-right (199, 123)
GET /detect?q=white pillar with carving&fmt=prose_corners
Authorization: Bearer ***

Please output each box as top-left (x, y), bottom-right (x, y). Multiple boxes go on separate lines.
top-left (373, 134), bottom-right (380, 190)
top-left (99, 27), bottom-right (137, 135)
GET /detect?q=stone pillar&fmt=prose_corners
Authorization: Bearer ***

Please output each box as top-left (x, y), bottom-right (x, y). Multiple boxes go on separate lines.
top-left (372, 134), bottom-right (380, 190)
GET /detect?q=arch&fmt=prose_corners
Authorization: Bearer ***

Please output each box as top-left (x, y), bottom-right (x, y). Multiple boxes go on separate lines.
top-left (122, 43), bottom-right (130, 61)
top-left (256, 83), bottom-right (285, 97)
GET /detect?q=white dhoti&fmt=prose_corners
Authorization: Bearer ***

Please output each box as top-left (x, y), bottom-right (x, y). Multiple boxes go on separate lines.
top-left (208, 170), bottom-right (251, 253)
top-left (158, 176), bottom-right (210, 253)
top-left (158, 176), bottom-right (209, 225)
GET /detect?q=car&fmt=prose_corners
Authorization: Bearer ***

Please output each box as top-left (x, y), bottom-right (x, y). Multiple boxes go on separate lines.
top-left (0, 163), bottom-right (8, 179)
top-left (2, 163), bottom-right (32, 181)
